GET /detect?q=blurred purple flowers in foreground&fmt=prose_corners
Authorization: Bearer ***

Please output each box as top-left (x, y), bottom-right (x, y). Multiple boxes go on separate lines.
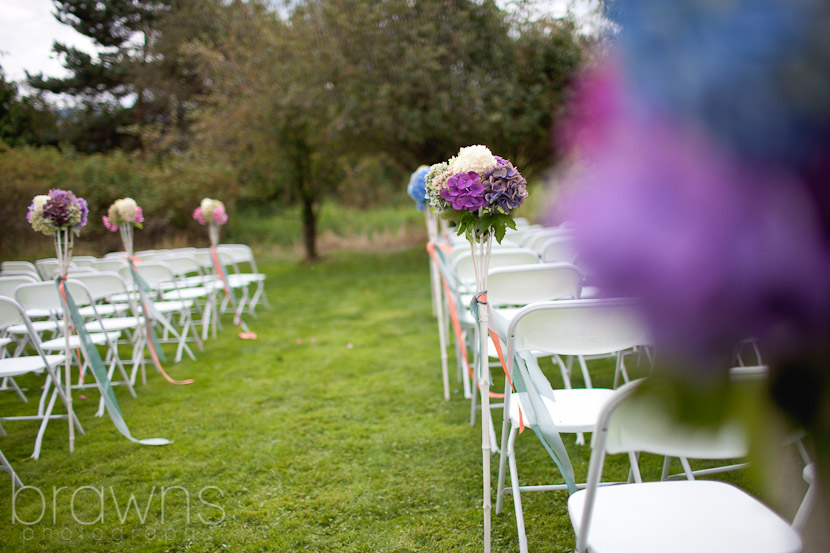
top-left (561, 0), bottom-right (830, 373)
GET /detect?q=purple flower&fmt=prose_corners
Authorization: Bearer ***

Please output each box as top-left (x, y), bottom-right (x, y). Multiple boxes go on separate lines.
top-left (483, 162), bottom-right (527, 214)
top-left (441, 171), bottom-right (486, 212)
top-left (76, 197), bottom-right (88, 229)
top-left (560, 67), bottom-right (830, 370)
top-left (43, 189), bottom-right (74, 227)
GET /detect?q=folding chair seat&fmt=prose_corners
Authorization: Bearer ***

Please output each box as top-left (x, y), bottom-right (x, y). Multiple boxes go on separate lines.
top-left (490, 299), bottom-right (650, 553)
top-left (568, 379), bottom-right (805, 553)
top-left (0, 297), bottom-right (79, 459)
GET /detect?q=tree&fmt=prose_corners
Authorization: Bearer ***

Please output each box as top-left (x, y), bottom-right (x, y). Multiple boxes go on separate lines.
top-left (0, 67), bottom-right (60, 147)
top-left (191, 0), bottom-right (583, 261)
top-left (27, 0), bottom-right (224, 153)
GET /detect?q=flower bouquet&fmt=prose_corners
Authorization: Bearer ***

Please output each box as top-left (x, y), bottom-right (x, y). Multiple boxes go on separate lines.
top-left (425, 144), bottom-right (527, 244)
top-left (193, 198), bottom-right (228, 246)
top-left (27, 189), bottom-right (89, 277)
top-left (27, 189), bottom-right (89, 453)
top-left (103, 197), bottom-right (143, 256)
top-left (193, 198), bottom-right (255, 340)
top-left (425, 145), bottom-right (527, 553)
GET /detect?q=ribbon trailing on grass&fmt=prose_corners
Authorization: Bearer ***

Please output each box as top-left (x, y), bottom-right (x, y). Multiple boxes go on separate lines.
top-left (209, 246), bottom-right (257, 340)
top-left (127, 258), bottom-right (194, 385)
top-left (56, 276), bottom-right (172, 446)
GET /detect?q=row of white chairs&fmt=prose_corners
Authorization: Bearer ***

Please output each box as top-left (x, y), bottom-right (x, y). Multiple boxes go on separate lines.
top-left (424, 220), bottom-right (812, 553)
top-left (0, 244), bottom-right (269, 483)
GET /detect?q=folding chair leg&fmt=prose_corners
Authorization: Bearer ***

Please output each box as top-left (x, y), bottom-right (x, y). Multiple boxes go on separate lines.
top-left (0, 448), bottom-right (23, 488)
top-left (6, 377), bottom-right (28, 403)
top-left (507, 427), bottom-right (529, 553)
top-left (496, 418), bottom-right (516, 514)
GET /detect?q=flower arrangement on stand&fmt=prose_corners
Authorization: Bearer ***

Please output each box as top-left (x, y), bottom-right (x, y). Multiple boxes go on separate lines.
top-left (27, 189), bottom-right (89, 453)
top-left (103, 197), bottom-right (143, 256)
top-left (193, 198), bottom-right (228, 247)
top-left (104, 199), bottom-right (192, 386)
top-left (425, 145), bottom-right (527, 553)
top-left (411, 164), bottom-right (452, 400)
top-left (193, 198), bottom-right (255, 340)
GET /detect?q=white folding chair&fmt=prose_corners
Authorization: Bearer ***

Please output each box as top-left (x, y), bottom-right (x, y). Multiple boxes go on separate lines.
top-left (126, 263), bottom-right (202, 360)
top-left (0, 297), bottom-right (81, 459)
top-left (569, 379), bottom-right (804, 553)
top-left (15, 282), bottom-right (136, 417)
top-left (467, 263), bottom-right (585, 424)
top-left (217, 244), bottom-right (270, 312)
top-left (491, 299), bottom-right (649, 553)
top-left (70, 273), bottom-right (149, 384)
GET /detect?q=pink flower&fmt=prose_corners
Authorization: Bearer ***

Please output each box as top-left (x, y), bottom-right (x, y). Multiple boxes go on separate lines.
top-left (102, 215), bottom-right (119, 232)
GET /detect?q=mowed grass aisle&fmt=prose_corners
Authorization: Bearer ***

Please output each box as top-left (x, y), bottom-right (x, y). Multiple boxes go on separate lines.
top-left (0, 246), bottom-right (585, 552)
top-left (0, 246), bottom-right (761, 552)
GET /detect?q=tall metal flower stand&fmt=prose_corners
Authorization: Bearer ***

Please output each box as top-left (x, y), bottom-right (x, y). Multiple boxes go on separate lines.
top-left (468, 227), bottom-right (494, 553)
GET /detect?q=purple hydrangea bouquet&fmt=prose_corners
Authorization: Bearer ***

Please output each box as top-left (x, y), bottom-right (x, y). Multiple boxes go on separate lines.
top-left (193, 198), bottom-right (228, 246)
top-left (425, 145), bottom-right (527, 550)
top-left (27, 189), bottom-right (89, 276)
top-left (425, 144), bottom-right (527, 243)
top-left (26, 188), bottom-right (89, 452)
top-left (103, 198), bottom-right (144, 257)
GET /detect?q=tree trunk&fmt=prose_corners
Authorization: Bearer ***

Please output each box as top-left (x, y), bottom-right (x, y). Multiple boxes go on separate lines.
top-left (301, 194), bottom-right (318, 261)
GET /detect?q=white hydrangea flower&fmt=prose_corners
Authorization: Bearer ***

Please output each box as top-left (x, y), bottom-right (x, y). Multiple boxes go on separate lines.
top-left (452, 145), bottom-right (496, 175)
top-left (201, 197), bottom-right (217, 219)
top-left (118, 198), bottom-right (138, 222)
top-left (32, 195), bottom-right (50, 214)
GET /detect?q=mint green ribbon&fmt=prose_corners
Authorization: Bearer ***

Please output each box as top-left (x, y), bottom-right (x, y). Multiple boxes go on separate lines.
top-left (127, 262), bottom-right (168, 362)
top-left (477, 298), bottom-right (577, 494)
top-left (56, 277), bottom-right (171, 446)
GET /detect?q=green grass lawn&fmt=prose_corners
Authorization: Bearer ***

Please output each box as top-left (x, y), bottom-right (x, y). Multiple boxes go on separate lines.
top-left (0, 246), bottom-right (767, 552)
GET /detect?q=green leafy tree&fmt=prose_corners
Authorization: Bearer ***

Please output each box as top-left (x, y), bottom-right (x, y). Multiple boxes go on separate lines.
top-left (27, 0), bottom-right (224, 153)
top-left (0, 67), bottom-right (60, 147)
top-left (192, 0), bottom-right (582, 261)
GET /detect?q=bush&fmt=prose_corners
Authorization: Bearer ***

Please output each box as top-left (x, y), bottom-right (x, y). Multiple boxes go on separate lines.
top-left (0, 143), bottom-right (235, 259)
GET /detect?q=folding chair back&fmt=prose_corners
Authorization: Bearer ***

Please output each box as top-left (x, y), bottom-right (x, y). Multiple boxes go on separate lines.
top-left (15, 282), bottom-right (66, 312)
top-left (92, 259), bottom-right (128, 273)
top-left (539, 236), bottom-right (577, 264)
top-left (1, 261), bottom-right (38, 274)
top-left (71, 272), bottom-right (133, 304)
top-left (71, 256), bottom-right (97, 267)
top-left (0, 276), bottom-right (39, 298)
top-left (509, 299), bottom-right (649, 358)
top-left (454, 248), bottom-right (538, 286)
top-left (488, 264), bottom-right (584, 307)
top-left (132, 263), bottom-right (176, 289)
